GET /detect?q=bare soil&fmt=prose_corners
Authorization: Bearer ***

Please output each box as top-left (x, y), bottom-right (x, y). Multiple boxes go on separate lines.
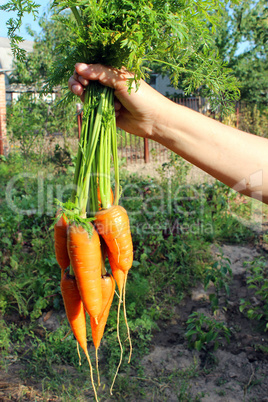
top-left (138, 243), bottom-right (268, 402)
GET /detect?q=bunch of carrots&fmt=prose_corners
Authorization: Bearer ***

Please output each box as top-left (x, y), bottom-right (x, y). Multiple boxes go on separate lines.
top-left (54, 82), bottom-right (133, 400)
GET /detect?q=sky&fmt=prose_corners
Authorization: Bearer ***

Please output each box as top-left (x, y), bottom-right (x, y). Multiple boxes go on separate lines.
top-left (0, 0), bottom-right (50, 40)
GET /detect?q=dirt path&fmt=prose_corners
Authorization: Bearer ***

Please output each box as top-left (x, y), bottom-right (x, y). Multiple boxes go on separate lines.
top-left (139, 244), bottom-right (268, 402)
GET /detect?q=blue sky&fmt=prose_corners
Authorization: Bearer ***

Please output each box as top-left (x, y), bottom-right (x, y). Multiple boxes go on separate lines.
top-left (0, 0), bottom-right (50, 40)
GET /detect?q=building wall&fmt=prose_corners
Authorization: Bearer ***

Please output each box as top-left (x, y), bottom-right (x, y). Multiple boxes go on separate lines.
top-left (0, 73), bottom-right (8, 155)
top-left (150, 74), bottom-right (184, 97)
top-left (0, 37), bottom-right (34, 155)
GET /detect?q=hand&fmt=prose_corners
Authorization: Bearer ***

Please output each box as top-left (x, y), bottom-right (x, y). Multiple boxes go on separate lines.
top-left (68, 63), bottom-right (170, 138)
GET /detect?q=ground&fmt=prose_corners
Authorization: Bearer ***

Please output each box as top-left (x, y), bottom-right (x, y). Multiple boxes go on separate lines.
top-left (138, 243), bottom-right (268, 402)
top-left (1, 165), bottom-right (267, 401)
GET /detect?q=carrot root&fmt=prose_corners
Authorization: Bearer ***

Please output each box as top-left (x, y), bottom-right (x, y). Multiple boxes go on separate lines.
top-left (110, 295), bottom-right (123, 395)
top-left (96, 348), bottom-right (100, 387)
top-left (85, 350), bottom-right (99, 402)
top-left (122, 273), bottom-right (132, 363)
top-left (77, 341), bottom-right (82, 366)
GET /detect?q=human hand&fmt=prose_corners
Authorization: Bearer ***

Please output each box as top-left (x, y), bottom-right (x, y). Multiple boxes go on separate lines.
top-left (68, 63), bottom-right (170, 139)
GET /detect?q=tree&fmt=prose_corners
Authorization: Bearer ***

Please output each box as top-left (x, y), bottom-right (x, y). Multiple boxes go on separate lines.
top-left (216, 0), bottom-right (268, 105)
top-left (7, 12), bottom-right (78, 147)
top-left (9, 11), bottom-right (71, 87)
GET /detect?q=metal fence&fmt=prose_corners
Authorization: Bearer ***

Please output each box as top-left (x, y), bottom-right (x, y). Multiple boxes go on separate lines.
top-left (116, 97), bottom-right (202, 165)
top-left (116, 129), bottom-right (171, 166)
top-left (77, 97), bottom-right (203, 165)
top-left (77, 97), bottom-right (262, 165)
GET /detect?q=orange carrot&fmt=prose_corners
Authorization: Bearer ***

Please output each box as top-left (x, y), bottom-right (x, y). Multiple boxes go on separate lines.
top-left (90, 273), bottom-right (115, 350)
top-left (60, 269), bottom-right (88, 355)
top-left (95, 206), bottom-right (133, 393)
top-left (90, 273), bottom-right (115, 386)
top-left (94, 205), bottom-right (133, 273)
top-left (54, 211), bottom-right (70, 271)
top-left (107, 248), bottom-right (126, 295)
top-left (67, 223), bottom-right (102, 323)
top-left (60, 269), bottom-right (98, 401)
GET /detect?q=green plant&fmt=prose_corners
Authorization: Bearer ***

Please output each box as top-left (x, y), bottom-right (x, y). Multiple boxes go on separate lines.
top-left (223, 105), bottom-right (268, 138)
top-left (158, 153), bottom-right (192, 186)
top-left (203, 253), bottom-right (232, 312)
top-left (6, 94), bottom-right (77, 160)
top-left (6, 94), bottom-right (47, 157)
top-left (240, 257), bottom-right (268, 331)
top-left (0, 319), bottom-right (11, 362)
top-left (185, 311), bottom-right (231, 352)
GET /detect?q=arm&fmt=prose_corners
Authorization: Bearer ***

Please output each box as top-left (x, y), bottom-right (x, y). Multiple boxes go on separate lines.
top-left (69, 63), bottom-right (268, 204)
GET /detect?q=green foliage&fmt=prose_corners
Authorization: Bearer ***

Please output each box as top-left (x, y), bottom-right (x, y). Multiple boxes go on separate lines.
top-left (239, 257), bottom-right (268, 331)
top-left (203, 254), bottom-right (232, 312)
top-left (223, 104), bottom-right (268, 137)
top-left (7, 94), bottom-right (46, 157)
top-left (6, 93), bottom-right (77, 158)
top-left (46, 0), bottom-right (239, 110)
top-left (216, 0), bottom-right (268, 105)
top-left (3, 0), bottom-right (241, 111)
top-left (158, 153), bottom-right (192, 185)
top-left (185, 311), bottom-right (231, 352)
top-left (199, 180), bottom-right (254, 243)
top-left (0, 319), bottom-right (11, 361)
top-left (0, 157), bottom-right (70, 323)
top-left (9, 13), bottom-right (71, 86)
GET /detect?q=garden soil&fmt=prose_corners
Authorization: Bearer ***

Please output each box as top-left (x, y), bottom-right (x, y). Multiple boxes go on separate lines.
top-left (1, 165), bottom-right (267, 401)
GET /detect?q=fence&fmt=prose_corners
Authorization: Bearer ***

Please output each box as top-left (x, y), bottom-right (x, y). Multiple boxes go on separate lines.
top-left (77, 97), bottom-right (204, 165)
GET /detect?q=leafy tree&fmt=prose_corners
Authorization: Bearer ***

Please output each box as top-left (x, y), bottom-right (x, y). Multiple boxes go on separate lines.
top-left (7, 12), bottom-right (78, 147)
top-left (216, 0), bottom-right (268, 105)
top-left (9, 11), bottom-right (71, 87)
top-left (6, 93), bottom-right (78, 157)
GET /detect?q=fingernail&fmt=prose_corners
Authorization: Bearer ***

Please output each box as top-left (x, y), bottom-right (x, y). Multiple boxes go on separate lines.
top-left (72, 84), bottom-right (82, 95)
top-left (75, 63), bottom-right (88, 72)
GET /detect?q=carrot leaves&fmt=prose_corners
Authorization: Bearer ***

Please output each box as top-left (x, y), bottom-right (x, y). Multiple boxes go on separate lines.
top-left (3, 0), bottom-right (240, 107)
top-left (41, 0), bottom-right (239, 105)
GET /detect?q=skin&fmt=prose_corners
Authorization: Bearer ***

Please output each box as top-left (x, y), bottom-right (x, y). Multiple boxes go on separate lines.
top-left (68, 63), bottom-right (268, 204)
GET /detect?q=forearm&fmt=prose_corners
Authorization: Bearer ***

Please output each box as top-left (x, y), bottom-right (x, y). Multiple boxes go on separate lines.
top-left (70, 64), bottom-right (268, 204)
top-left (152, 99), bottom-right (268, 203)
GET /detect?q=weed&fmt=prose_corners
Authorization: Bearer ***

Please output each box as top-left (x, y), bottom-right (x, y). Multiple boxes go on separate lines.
top-left (185, 312), bottom-right (231, 352)
top-left (203, 252), bottom-right (232, 312)
top-left (240, 257), bottom-right (268, 332)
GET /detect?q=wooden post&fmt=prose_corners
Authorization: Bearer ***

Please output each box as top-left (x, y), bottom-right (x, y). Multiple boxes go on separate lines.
top-left (144, 137), bottom-right (149, 163)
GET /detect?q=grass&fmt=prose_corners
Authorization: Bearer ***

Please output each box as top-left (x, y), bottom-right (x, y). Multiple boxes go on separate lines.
top-left (0, 149), bottom-right (264, 400)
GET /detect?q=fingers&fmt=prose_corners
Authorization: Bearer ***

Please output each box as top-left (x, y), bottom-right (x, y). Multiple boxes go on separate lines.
top-left (73, 71), bottom-right (89, 87)
top-left (74, 63), bottom-right (132, 91)
top-left (114, 99), bottom-right (122, 117)
top-left (68, 76), bottom-right (84, 97)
